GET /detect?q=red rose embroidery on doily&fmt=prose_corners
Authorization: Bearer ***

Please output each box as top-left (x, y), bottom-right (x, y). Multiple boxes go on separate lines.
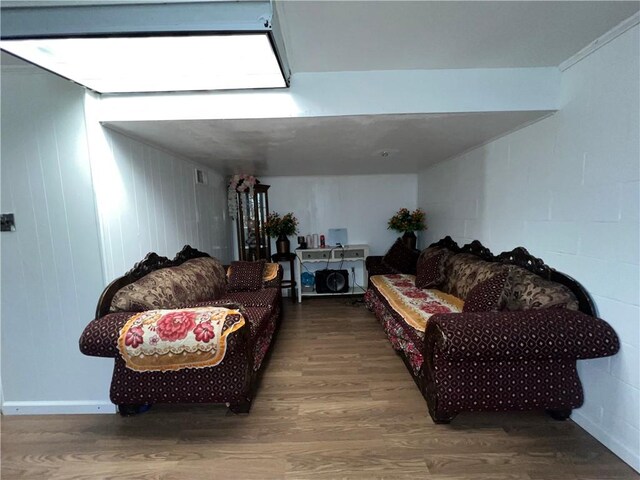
top-left (156, 311), bottom-right (197, 341)
top-left (403, 289), bottom-right (429, 299)
top-left (419, 301), bottom-right (452, 314)
top-left (125, 326), bottom-right (144, 348)
top-left (194, 322), bottom-right (215, 343)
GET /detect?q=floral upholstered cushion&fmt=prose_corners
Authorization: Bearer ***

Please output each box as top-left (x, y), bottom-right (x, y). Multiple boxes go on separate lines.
top-left (227, 260), bottom-right (265, 292)
top-left (463, 270), bottom-right (510, 312)
top-left (382, 239), bottom-right (419, 274)
top-left (369, 274), bottom-right (464, 332)
top-left (441, 254), bottom-right (509, 300)
top-left (415, 248), bottom-right (450, 288)
top-left (505, 266), bottom-right (579, 311)
top-left (111, 257), bottom-right (227, 312)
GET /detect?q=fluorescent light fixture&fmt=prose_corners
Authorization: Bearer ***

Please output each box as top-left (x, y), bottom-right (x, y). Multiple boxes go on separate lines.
top-left (1, 33), bottom-right (287, 93)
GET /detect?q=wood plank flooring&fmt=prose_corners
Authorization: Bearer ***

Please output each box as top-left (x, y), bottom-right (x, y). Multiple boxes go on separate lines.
top-left (2, 298), bottom-right (638, 479)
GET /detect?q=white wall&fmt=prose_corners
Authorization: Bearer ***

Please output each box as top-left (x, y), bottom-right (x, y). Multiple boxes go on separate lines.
top-left (264, 174), bottom-right (418, 256)
top-left (1, 66), bottom-right (112, 413)
top-left (86, 122), bottom-right (232, 283)
top-left (418, 25), bottom-right (639, 471)
top-left (262, 174), bottom-right (417, 289)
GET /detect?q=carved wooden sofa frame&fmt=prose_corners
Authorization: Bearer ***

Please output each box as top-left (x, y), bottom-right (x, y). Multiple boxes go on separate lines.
top-left (81, 245), bottom-right (282, 415)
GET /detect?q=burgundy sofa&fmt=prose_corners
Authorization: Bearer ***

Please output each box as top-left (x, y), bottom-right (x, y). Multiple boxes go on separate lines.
top-left (365, 236), bottom-right (619, 423)
top-left (79, 246), bottom-right (282, 415)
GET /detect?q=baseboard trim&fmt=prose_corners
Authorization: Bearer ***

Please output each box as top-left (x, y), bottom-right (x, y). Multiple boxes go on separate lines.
top-left (2, 401), bottom-right (116, 415)
top-left (572, 411), bottom-right (640, 473)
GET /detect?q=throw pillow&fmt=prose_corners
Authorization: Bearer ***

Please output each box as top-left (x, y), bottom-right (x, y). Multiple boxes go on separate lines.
top-left (382, 238), bottom-right (419, 274)
top-left (415, 251), bottom-right (448, 288)
top-left (462, 270), bottom-right (511, 313)
top-left (228, 260), bottom-right (265, 292)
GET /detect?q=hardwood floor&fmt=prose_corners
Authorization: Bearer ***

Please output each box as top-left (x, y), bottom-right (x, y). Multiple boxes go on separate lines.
top-left (2, 297), bottom-right (638, 479)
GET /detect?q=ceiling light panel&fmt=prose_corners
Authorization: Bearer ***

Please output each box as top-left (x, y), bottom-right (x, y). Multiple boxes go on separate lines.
top-left (1, 33), bottom-right (287, 93)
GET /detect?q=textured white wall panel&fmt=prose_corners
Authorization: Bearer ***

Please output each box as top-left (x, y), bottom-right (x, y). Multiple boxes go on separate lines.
top-left (1, 67), bottom-right (109, 409)
top-left (418, 25), bottom-right (640, 471)
top-left (263, 174), bottom-right (418, 256)
top-left (90, 127), bottom-right (232, 283)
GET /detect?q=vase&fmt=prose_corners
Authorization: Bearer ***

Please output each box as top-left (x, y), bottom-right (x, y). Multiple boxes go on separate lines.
top-left (402, 231), bottom-right (417, 250)
top-left (276, 234), bottom-right (290, 255)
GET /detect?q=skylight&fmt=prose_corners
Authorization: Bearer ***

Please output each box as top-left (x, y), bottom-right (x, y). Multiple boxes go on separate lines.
top-left (1, 33), bottom-right (287, 94)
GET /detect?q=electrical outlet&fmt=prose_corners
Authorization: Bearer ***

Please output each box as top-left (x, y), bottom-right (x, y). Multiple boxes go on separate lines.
top-left (1, 213), bottom-right (15, 232)
top-left (351, 267), bottom-right (355, 276)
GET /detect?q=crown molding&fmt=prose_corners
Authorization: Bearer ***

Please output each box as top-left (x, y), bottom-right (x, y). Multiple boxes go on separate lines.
top-left (559, 11), bottom-right (639, 72)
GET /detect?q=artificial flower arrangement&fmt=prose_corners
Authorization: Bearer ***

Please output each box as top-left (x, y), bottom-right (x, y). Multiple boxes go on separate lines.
top-left (387, 208), bottom-right (426, 233)
top-left (227, 174), bottom-right (257, 220)
top-left (264, 211), bottom-right (299, 238)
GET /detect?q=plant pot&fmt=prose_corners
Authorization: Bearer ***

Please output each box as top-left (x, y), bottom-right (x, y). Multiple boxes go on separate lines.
top-left (402, 231), bottom-right (417, 251)
top-left (276, 235), bottom-right (290, 255)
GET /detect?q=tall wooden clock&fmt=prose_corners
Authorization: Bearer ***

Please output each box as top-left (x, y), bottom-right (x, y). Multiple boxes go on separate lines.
top-left (235, 183), bottom-right (271, 261)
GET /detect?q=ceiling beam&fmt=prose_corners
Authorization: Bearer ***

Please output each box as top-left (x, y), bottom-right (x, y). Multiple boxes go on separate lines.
top-left (1, 1), bottom-right (272, 38)
top-left (96, 67), bottom-right (560, 122)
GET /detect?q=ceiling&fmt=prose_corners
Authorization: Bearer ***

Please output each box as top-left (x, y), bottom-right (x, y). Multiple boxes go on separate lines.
top-left (107, 111), bottom-right (549, 176)
top-left (278, 1), bottom-right (639, 72)
top-left (3, 1), bottom-right (639, 176)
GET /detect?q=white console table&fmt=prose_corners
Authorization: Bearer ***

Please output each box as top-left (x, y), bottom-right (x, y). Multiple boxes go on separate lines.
top-left (295, 244), bottom-right (369, 303)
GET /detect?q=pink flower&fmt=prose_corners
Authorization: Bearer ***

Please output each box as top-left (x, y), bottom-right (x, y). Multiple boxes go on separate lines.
top-left (194, 322), bottom-right (215, 343)
top-left (125, 326), bottom-right (144, 348)
top-left (419, 302), bottom-right (452, 314)
top-left (403, 290), bottom-right (429, 299)
top-left (156, 311), bottom-right (196, 341)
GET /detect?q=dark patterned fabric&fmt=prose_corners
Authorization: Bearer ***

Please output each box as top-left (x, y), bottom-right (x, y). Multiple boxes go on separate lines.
top-left (430, 355), bottom-right (584, 415)
top-left (364, 288), bottom-right (424, 374)
top-left (428, 310), bottom-right (620, 362)
top-left (365, 237), bottom-right (622, 422)
top-left (506, 266), bottom-right (579, 311)
top-left (382, 239), bottom-right (419, 274)
top-left (366, 264), bottom-right (620, 421)
top-left (110, 257), bottom-right (227, 312)
top-left (227, 262), bottom-right (283, 289)
top-left (228, 260), bottom-right (265, 292)
top-left (365, 256), bottom-right (399, 280)
top-left (81, 255), bottom-right (282, 411)
top-left (262, 264), bottom-right (283, 288)
top-left (79, 312), bottom-right (134, 357)
top-left (223, 288), bottom-right (280, 309)
top-left (109, 330), bottom-right (250, 405)
top-left (415, 251), bottom-right (448, 289)
top-left (253, 314), bottom-right (277, 371)
top-left (462, 270), bottom-right (510, 312)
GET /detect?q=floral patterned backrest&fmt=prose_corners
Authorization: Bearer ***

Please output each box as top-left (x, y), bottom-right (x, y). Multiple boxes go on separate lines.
top-left (504, 266), bottom-right (579, 311)
top-left (441, 253), bottom-right (508, 300)
top-left (439, 253), bottom-right (579, 310)
top-left (110, 257), bottom-right (227, 313)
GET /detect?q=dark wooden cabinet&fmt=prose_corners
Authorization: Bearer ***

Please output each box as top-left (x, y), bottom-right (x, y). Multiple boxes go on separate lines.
top-left (235, 184), bottom-right (270, 261)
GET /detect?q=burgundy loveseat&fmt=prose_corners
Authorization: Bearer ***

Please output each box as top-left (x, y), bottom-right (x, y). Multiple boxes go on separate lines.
top-left (79, 246), bottom-right (282, 415)
top-left (365, 237), bottom-right (619, 423)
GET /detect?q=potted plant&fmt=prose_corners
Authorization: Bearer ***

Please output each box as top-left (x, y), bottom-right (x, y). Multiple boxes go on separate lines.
top-left (265, 212), bottom-right (299, 255)
top-left (387, 208), bottom-right (426, 250)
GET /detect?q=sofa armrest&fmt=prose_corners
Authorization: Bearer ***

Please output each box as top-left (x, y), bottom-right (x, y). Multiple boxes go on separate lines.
top-left (79, 312), bottom-right (134, 358)
top-left (425, 309), bottom-right (619, 362)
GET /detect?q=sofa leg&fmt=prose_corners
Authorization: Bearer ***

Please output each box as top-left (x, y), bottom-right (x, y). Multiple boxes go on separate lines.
top-left (229, 399), bottom-right (252, 414)
top-left (546, 408), bottom-right (572, 421)
top-left (430, 411), bottom-right (456, 424)
top-left (118, 404), bottom-right (151, 416)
